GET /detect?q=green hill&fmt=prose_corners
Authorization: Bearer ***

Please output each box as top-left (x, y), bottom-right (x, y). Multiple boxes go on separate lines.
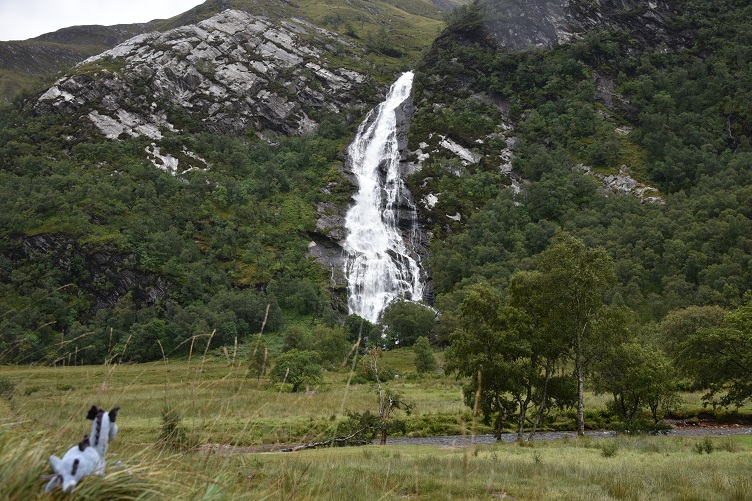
top-left (1, 0), bottom-right (751, 378)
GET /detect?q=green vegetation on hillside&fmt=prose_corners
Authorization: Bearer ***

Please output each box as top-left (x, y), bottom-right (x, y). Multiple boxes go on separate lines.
top-left (0, 0), bottom-right (463, 367)
top-left (409, 0), bottom-right (752, 322)
top-left (0, 100), bottom-right (357, 364)
top-left (397, 0), bottom-right (752, 431)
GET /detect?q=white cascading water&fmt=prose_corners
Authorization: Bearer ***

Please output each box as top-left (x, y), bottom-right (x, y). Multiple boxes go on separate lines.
top-left (344, 71), bottom-right (424, 323)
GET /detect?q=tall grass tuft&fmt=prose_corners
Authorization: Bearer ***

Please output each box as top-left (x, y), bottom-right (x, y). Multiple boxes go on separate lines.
top-left (0, 428), bottom-right (50, 499)
top-left (731, 478), bottom-right (752, 501)
top-left (0, 427), bottom-right (174, 499)
top-left (158, 407), bottom-right (191, 451)
top-left (718, 437), bottom-right (742, 453)
top-left (600, 440), bottom-right (619, 458)
top-left (694, 436), bottom-right (714, 454)
top-left (0, 376), bottom-right (15, 401)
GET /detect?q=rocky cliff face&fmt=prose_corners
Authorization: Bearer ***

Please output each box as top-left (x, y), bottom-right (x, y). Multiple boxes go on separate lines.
top-left (21, 234), bottom-right (168, 312)
top-left (34, 10), bottom-right (372, 143)
top-left (477, 0), bottom-right (682, 51)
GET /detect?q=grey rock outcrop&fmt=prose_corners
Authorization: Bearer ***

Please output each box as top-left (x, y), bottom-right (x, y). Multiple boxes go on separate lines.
top-left (576, 164), bottom-right (663, 203)
top-left (34, 10), bottom-right (370, 139)
top-left (21, 234), bottom-right (168, 312)
top-left (479, 0), bottom-right (682, 52)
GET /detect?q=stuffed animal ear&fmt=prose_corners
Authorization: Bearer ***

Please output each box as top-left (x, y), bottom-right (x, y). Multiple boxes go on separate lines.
top-left (62, 478), bottom-right (78, 493)
top-left (108, 406), bottom-right (121, 422)
top-left (86, 405), bottom-right (99, 420)
top-left (49, 455), bottom-right (62, 473)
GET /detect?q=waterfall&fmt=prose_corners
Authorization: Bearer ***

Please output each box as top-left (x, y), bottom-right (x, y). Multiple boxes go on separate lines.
top-left (343, 71), bottom-right (424, 323)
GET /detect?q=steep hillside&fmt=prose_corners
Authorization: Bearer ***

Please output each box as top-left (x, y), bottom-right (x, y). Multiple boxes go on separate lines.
top-left (469, 0), bottom-right (684, 51)
top-left (0, 0), bottom-right (459, 364)
top-left (0, 0), bottom-right (461, 105)
top-left (0, 25), bottom-right (160, 105)
top-left (405, 0), bottom-right (752, 334)
top-left (2, 0), bottom-right (751, 366)
top-left (35, 10), bottom-right (373, 139)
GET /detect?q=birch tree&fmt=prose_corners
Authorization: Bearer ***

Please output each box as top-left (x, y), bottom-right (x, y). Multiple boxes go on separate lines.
top-left (533, 232), bottom-right (616, 435)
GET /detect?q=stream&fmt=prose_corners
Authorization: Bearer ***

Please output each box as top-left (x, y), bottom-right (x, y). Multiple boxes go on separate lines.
top-left (384, 422), bottom-right (752, 446)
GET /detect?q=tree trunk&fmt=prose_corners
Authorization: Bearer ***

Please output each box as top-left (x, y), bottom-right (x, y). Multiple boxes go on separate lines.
top-left (517, 402), bottom-right (527, 442)
top-left (575, 316), bottom-right (589, 437)
top-left (517, 384), bottom-right (533, 441)
top-left (576, 351), bottom-right (585, 436)
top-left (379, 395), bottom-right (393, 445)
top-left (493, 394), bottom-right (508, 440)
top-left (529, 360), bottom-right (553, 441)
top-left (649, 401), bottom-right (659, 423)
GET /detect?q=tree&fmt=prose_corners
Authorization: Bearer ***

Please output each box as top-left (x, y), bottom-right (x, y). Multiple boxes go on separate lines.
top-left (593, 342), bottom-right (679, 425)
top-left (282, 325), bottom-right (314, 352)
top-left (127, 319), bottom-right (169, 361)
top-left (413, 336), bottom-right (437, 374)
top-left (532, 232), bottom-right (616, 435)
top-left (506, 270), bottom-right (575, 439)
top-left (660, 305), bottom-right (726, 361)
top-left (364, 347), bottom-right (411, 444)
top-left (312, 324), bottom-right (351, 369)
top-left (344, 314), bottom-right (380, 344)
top-left (379, 300), bottom-right (436, 347)
top-left (444, 283), bottom-right (539, 440)
top-left (269, 349), bottom-right (322, 392)
top-left (678, 300), bottom-right (752, 407)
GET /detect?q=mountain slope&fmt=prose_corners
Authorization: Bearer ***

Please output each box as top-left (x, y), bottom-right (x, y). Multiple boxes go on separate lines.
top-left (470, 0), bottom-right (684, 51)
top-left (0, 0), bottom-right (459, 364)
top-left (2, 0), bottom-right (751, 366)
top-left (404, 0), bottom-right (752, 334)
top-left (0, 24), bottom-right (163, 105)
top-left (0, 0), bottom-right (462, 105)
top-left (34, 10), bottom-right (372, 141)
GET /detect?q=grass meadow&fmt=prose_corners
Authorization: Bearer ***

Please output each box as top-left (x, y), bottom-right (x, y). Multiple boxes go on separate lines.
top-left (0, 348), bottom-right (751, 499)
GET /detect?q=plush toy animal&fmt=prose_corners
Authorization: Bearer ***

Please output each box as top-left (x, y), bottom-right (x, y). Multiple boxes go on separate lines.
top-left (44, 405), bottom-right (121, 493)
top-left (86, 405), bottom-right (120, 473)
top-left (44, 435), bottom-right (101, 493)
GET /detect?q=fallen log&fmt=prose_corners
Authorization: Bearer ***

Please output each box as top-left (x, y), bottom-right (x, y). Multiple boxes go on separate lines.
top-left (279, 430), bottom-right (372, 452)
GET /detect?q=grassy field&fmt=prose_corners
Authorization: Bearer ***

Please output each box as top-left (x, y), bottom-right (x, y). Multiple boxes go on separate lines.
top-left (0, 348), bottom-right (472, 446)
top-left (1, 350), bottom-right (751, 499)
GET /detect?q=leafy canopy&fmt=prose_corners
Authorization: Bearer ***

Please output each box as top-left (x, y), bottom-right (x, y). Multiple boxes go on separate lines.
top-left (269, 349), bottom-right (323, 392)
top-left (678, 300), bottom-right (752, 408)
